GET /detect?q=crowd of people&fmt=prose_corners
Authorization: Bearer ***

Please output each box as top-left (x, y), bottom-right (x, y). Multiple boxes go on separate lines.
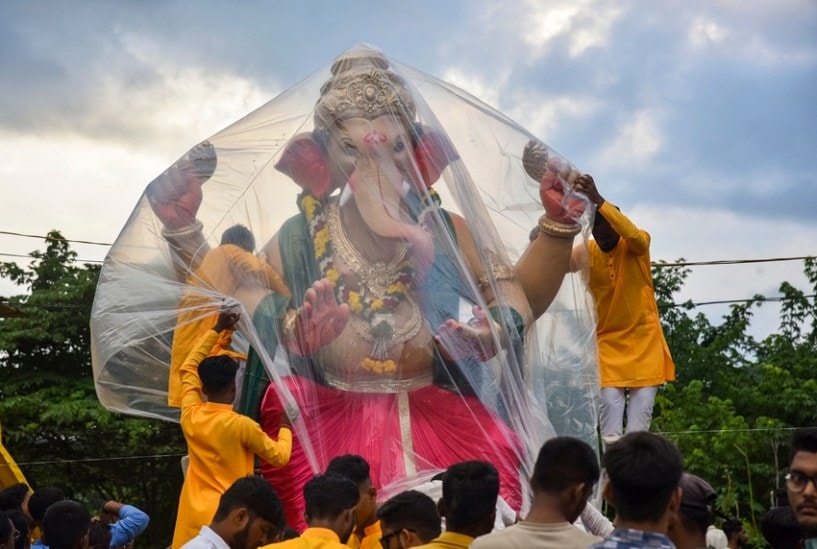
top-left (2, 427), bottom-right (816, 549)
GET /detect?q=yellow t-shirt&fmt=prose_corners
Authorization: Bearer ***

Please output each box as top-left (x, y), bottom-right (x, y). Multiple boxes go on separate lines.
top-left (587, 201), bottom-right (675, 388)
top-left (171, 330), bottom-right (292, 549)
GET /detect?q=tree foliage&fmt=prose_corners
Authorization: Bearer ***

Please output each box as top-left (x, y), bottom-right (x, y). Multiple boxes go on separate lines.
top-left (652, 257), bottom-right (817, 541)
top-left (0, 231), bottom-right (185, 548)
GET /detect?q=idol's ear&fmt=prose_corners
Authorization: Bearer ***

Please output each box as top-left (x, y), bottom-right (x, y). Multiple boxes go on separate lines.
top-left (413, 127), bottom-right (459, 188)
top-left (275, 133), bottom-right (332, 198)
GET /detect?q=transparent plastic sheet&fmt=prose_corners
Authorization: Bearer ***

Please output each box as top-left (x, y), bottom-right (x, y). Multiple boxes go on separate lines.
top-left (90, 45), bottom-right (599, 524)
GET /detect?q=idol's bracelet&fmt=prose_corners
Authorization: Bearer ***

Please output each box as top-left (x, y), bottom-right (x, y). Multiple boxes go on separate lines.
top-left (537, 215), bottom-right (581, 239)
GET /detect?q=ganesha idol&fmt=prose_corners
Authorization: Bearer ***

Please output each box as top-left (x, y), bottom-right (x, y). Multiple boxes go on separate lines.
top-left (90, 46), bottom-right (600, 529)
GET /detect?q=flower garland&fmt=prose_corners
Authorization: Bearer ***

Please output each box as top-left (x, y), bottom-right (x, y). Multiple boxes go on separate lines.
top-left (298, 192), bottom-right (418, 374)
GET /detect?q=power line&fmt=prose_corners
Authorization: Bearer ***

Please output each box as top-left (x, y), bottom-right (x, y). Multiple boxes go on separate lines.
top-left (5, 426), bottom-right (804, 468)
top-left (12, 453), bottom-right (185, 467)
top-left (0, 230), bottom-right (112, 247)
top-left (654, 256), bottom-right (814, 268)
top-left (1, 229), bottom-right (814, 268)
top-left (659, 294), bottom-right (816, 309)
top-left (0, 252), bottom-right (104, 264)
top-left (2, 293), bottom-right (813, 315)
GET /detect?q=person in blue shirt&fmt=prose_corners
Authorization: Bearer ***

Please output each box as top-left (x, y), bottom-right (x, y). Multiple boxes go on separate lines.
top-left (97, 500), bottom-right (149, 549)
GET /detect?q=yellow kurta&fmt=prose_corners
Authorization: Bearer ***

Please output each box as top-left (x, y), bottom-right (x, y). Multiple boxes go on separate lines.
top-left (168, 244), bottom-right (289, 407)
top-left (347, 520), bottom-right (381, 549)
top-left (171, 329), bottom-right (292, 549)
top-left (588, 201), bottom-right (675, 388)
top-left (262, 527), bottom-right (351, 549)
top-left (0, 420), bottom-right (28, 489)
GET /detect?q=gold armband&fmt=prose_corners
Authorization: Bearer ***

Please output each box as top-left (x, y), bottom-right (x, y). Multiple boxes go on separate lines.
top-left (282, 311), bottom-right (299, 343)
top-left (537, 215), bottom-right (581, 239)
top-left (477, 251), bottom-right (516, 292)
top-left (161, 219), bottom-right (204, 240)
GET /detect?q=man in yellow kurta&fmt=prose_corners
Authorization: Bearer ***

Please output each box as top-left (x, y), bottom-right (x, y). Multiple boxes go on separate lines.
top-left (172, 310), bottom-right (292, 549)
top-left (325, 455), bottom-right (380, 549)
top-left (168, 224), bottom-right (290, 407)
top-left (262, 473), bottom-right (359, 549)
top-left (572, 176), bottom-right (675, 439)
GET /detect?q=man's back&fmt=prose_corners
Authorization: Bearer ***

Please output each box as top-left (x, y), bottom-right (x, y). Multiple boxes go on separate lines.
top-left (471, 521), bottom-right (600, 549)
top-left (172, 329), bottom-right (291, 549)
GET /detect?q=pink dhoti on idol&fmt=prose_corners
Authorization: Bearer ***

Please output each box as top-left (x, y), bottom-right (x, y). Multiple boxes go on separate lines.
top-left (90, 45), bottom-right (601, 537)
top-left (260, 376), bottom-right (522, 531)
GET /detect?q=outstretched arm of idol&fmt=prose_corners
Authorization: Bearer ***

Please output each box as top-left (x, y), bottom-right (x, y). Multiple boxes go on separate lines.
top-left (144, 130), bottom-right (589, 367)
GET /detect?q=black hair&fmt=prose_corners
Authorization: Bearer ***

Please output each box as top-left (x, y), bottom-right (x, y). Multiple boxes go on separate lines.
top-left (376, 490), bottom-right (441, 544)
top-left (722, 517), bottom-right (745, 539)
top-left (441, 461), bottom-right (499, 532)
top-left (531, 436), bottom-right (600, 493)
top-left (28, 487), bottom-right (66, 524)
top-left (6, 509), bottom-right (29, 549)
top-left (603, 432), bottom-right (683, 523)
top-left (303, 474), bottom-right (359, 521)
top-left (42, 500), bottom-right (91, 549)
top-left (0, 484), bottom-right (30, 512)
top-left (273, 526), bottom-right (299, 542)
top-left (198, 355), bottom-right (239, 394)
top-left (220, 224), bottom-right (255, 253)
top-left (325, 455), bottom-right (371, 487)
top-left (760, 507), bottom-right (802, 549)
top-left (213, 476), bottom-right (284, 528)
top-left (789, 428), bottom-right (817, 464)
top-left (87, 521), bottom-right (111, 549)
top-left (0, 512), bottom-right (12, 548)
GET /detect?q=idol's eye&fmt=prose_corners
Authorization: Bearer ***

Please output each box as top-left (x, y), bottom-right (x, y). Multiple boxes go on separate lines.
top-left (342, 140), bottom-right (358, 156)
top-left (394, 138), bottom-right (406, 153)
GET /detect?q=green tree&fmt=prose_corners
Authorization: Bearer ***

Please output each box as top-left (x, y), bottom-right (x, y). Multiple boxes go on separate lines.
top-left (0, 231), bottom-right (185, 548)
top-left (652, 259), bottom-right (817, 543)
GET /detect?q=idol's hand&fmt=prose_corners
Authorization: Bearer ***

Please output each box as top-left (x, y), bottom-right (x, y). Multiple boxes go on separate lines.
top-left (540, 169), bottom-right (586, 225)
top-left (146, 141), bottom-right (217, 230)
top-left (284, 278), bottom-right (350, 355)
top-left (435, 305), bottom-right (498, 362)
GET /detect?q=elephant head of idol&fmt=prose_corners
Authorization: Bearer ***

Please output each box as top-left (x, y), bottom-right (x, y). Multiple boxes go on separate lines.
top-left (275, 50), bottom-right (458, 279)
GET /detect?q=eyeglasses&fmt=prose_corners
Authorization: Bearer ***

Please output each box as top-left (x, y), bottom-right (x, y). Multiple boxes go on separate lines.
top-left (380, 528), bottom-right (415, 549)
top-left (785, 472), bottom-right (817, 493)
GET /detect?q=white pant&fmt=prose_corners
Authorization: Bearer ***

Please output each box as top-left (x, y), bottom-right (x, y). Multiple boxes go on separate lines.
top-left (599, 386), bottom-right (658, 437)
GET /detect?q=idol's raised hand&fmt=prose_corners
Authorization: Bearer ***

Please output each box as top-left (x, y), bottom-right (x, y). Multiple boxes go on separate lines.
top-left (146, 141), bottom-right (217, 230)
top-left (283, 278), bottom-right (350, 356)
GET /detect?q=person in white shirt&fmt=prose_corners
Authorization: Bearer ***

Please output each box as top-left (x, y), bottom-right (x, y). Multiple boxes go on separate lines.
top-left (182, 476), bottom-right (284, 549)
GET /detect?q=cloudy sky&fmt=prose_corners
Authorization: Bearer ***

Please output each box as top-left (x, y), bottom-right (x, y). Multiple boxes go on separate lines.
top-left (1, 0), bottom-right (815, 339)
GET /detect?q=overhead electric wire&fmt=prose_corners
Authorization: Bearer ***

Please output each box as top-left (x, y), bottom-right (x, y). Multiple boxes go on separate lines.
top-left (0, 230), bottom-right (112, 247)
top-left (8, 424), bottom-right (806, 468)
top-left (0, 252), bottom-right (104, 264)
top-left (0, 228), bottom-right (814, 268)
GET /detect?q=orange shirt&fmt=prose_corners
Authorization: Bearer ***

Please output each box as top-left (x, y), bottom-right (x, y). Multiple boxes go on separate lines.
top-left (168, 244), bottom-right (289, 406)
top-left (587, 201), bottom-right (675, 388)
top-left (262, 527), bottom-right (351, 549)
top-left (347, 521), bottom-right (381, 549)
top-left (0, 419), bottom-right (29, 487)
top-left (171, 329), bottom-right (292, 549)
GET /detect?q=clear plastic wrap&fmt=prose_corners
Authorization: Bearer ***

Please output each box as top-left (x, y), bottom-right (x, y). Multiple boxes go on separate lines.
top-left (90, 45), bottom-right (600, 525)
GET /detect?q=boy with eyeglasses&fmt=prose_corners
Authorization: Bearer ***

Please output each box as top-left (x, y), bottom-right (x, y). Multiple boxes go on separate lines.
top-left (377, 491), bottom-right (440, 549)
top-left (787, 428), bottom-right (817, 548)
